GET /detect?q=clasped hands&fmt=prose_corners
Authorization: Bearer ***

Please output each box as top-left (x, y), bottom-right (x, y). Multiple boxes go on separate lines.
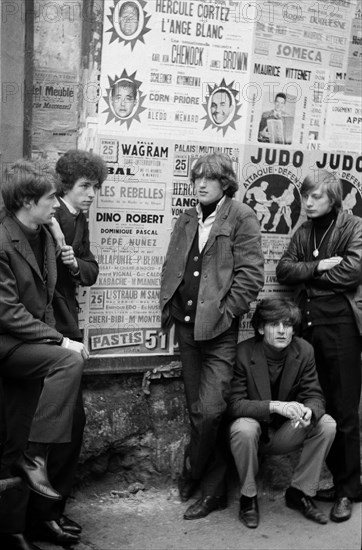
top-left (270, 400), bottom-right (312, 428)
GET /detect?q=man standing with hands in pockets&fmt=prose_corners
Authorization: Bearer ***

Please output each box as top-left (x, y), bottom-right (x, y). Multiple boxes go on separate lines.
top-left (160, 152), bottom-right (264, 520)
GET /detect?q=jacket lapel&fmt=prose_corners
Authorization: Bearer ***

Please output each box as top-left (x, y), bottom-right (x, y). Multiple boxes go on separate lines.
top-left (278, 339), bottom-right (301, 400)
top-left (43, 226), bottom-right (57, 295)
top-left (184, 210), bottom-right (199, 256)
top-left (73, 214), bottom-right (86, 250)
top-left (250, 343), bottom-right (272, 400)
top-left (57, 198), bottom-right (77, 244)
top-left (4, 217), bottom-right (43, 281)
top-left (203, 197), bottom-right (232, 255)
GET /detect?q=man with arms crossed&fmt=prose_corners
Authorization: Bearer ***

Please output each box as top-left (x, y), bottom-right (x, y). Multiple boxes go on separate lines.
top-left (276, 170), bottom-right (362, 522)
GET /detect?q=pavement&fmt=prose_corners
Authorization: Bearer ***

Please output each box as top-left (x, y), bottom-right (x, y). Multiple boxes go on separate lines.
top-left (35, 476), bottom-right (361, 550)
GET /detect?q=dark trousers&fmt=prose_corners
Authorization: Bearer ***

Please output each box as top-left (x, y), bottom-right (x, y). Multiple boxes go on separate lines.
top-left (27, 386), bottom-right (86, 523)
top-left (303, 322), bottom-right (361, 499)
top-left (0, 342), bottom-right (84, 533)
top-left (175, 320), bottom-right (238, 497)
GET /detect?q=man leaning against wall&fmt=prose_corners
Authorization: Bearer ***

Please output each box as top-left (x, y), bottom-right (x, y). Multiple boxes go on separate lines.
top-left (160, 152), bottom-right (264, 520)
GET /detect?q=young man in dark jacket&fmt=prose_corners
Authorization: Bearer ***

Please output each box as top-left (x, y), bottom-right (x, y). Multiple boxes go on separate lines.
top-left (228, 298), bottom-right (336, 528)
top-left (0, 159), bottom-right (87, 550)
top-left (160, 152), bottom-right (264, 520)
top-left (25, 150), bottom-right (107, 546)
top-left (276, 170), bottom-right (362, 522)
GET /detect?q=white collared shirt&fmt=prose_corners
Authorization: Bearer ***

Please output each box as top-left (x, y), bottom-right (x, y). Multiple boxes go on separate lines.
top-left (60, 196), bottom-right (79, 217)
top-left (196, 195), bottom-right (225, 252)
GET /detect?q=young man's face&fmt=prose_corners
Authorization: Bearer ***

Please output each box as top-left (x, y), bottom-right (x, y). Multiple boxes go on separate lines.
top-left (63, 177), bottom-right (100, 212)
top-left (211, 91), bottom-right (232, 124)
top-left (302, 183), bottom-right (333, 218)
top-left (259, 321), bottom-right (294, 350)
top-left (29, 185), bottom-right (59, 226)
top-left (274, 96), bottom-right (286, 112)
top-left (112, 85), bottom-right (136, 118)
top-left (194, 176), bottom-right (224, 205)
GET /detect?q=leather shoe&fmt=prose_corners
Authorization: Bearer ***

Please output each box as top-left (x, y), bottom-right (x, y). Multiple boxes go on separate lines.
top-left (0, 533), bottom-right (42, 550)
top-left (316, 484), bottom-right (362, 503)
top-left (184, 495), bottom-right (227, 520)
top-left (239, 495), bottom-right (259, 529)
top-left (330, 497), bottom-right (353, 522)
top-left (27, 520), bottom-right (80, 545)
top-left (315, 486), bottom-right (335, 502)
top-left (58, 514), bottom-right (82, 534)
top-left (285, 486), bottom-right (327, 524)
top-left (12, 453), bottom-right (62, 500)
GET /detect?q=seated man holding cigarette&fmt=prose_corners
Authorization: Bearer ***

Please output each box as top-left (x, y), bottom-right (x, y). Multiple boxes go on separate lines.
top-left (228, 298), bottom-right (336, 529)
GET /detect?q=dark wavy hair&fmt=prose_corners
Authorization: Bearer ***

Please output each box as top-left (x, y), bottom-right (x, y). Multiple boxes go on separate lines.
top-left (251, 297), bottom-right (301, 340)
top-left (301, 169), bottom-right (342, 211)
top-left (190, 152), bottom-right (239, 197)
top-left (275, 92), bottom-right (287, 102)
top-left (1, 159), bottom-right (58, 213)
top-left (55, 149), bottom-right (108, 196)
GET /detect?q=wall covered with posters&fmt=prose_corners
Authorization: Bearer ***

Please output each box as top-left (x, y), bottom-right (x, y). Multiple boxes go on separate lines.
top-left (74, 0), bottom-right (362, 365)
top-left (28, 1), bottom-right (361, 366)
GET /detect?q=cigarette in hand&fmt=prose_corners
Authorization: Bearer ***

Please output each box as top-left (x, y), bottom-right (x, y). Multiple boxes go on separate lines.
top-left (294, 412), bottom-right (307, 428)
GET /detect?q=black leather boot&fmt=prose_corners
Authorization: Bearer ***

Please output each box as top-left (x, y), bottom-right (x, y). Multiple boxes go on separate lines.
top-left (11, 443), bottom-right (62, 500)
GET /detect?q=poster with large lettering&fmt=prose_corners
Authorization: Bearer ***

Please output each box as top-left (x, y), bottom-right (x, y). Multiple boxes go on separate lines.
top-left (239, 144), bottom-right (362, 338)
top-left (83, 136), bottom-right (174, 357)
top-left (32, 70), bottom-right (79, 162)
top-left (324, 93), bottom-right (362, 152)
top-left (31, 8), bottom-right (82, 161)
top-left (98, 0), bottom-right (255, 141)
top-left (245, 0), bottom-right (356, 148)
top-left (345, 0), bottom-right (362, 95)
top-left (84, 138), bottom-right (242, 357)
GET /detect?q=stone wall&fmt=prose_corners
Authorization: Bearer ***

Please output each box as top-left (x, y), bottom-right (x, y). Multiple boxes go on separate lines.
top-left (79, 371), bottom-right (189, 486)
top-left (78, 371), bottom-right (362, 493)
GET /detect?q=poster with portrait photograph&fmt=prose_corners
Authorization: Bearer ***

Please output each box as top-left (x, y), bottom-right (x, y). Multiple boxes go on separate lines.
top-left (245, 0), bottom-right (357, 148)
top-left (98, 0), bottom-right (255, 142)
